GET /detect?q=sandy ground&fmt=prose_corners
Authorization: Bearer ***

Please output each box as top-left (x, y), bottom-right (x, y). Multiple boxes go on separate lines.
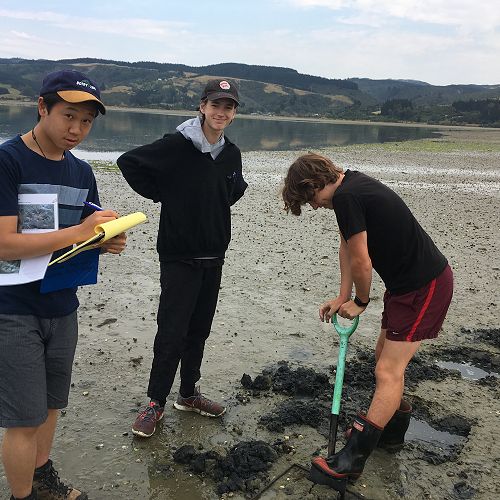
top-left (1, 128), bottom-right (499, 499)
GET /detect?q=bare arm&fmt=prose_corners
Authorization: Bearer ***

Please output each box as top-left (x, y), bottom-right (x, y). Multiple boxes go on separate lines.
top-left (337, 230), bottom-right (372, 319)
top-left (346, 230), bottom-right (372, 303)
top-left (338, 234), bottom-right (354, 300)
top-left (0, 210), bottom-right (119, 261)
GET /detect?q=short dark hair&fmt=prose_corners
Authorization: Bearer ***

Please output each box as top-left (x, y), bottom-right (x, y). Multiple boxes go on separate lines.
top-left (37, 93), bottom-right (64, 121)
top-left (282, 153), bottom-right (343, 215)
top-left (37, 92), bottom-right (100, 121)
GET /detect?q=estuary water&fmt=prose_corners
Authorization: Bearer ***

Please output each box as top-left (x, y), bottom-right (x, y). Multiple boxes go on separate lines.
top-left (0, 104), bottom-right (439, 161)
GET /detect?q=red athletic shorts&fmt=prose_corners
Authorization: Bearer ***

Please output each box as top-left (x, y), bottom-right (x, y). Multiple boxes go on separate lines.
top-left (381, 265), bottom-right (453, 342)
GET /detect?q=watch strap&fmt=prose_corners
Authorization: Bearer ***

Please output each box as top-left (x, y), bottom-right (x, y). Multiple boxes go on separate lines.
top-left (354, 296), bottom-right (370, 307)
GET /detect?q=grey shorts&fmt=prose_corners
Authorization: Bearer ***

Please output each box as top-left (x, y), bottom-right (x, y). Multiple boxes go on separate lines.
top-left (0, 311), bottom-right (78, 428)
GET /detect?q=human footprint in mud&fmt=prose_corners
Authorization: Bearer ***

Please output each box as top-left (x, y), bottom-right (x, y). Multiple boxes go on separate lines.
top-left (281, 153), bottom-right (453, 483)
top-left (118, 79), bottom-right (247, 438)
top-left (0, 71), bottom-right (126, 500)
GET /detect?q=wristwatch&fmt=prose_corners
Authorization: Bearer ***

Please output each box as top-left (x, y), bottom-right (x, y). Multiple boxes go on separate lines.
top-left (354, 296), bottom-right (370, 307)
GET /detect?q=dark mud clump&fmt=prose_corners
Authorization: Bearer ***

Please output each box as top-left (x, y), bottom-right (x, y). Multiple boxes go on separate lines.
top-left (259, 399), bottom-right (329, 433)
top-left (461, 327), bottom-right (500, 349)
top-left (404, 354), bottom-right (460, 389)
top-left (244, 353), bottom-right (466, 435)
top-left (434, 414), bottom-right (471, 436)
top-left (437, 345), bottom-right (500, 374)
top-left (241, 363), bottom-right (335, 434)
top-left (477, 375), bottom-right (500, 396)
top-left (405, 440), bottom-right (464, 465)
top-left (173, 440), bottom-right (291, 496)
top-left (241, 361), bottom-right (332, 398)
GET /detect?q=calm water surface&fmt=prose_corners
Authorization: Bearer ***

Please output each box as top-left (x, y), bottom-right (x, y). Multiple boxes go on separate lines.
top-left (0, 104), bottom-right (439, 160)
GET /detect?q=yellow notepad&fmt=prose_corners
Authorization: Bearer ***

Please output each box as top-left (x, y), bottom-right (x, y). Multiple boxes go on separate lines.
top-left (49, 212), bottom-right (147, 265)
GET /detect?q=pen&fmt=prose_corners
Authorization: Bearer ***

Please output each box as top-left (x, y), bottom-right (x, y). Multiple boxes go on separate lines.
top-left (83, 201), bottom-right (104, 211)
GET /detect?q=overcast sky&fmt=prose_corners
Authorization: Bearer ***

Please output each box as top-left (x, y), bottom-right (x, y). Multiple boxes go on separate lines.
top-left (1, 0), bottom-right (499, 86)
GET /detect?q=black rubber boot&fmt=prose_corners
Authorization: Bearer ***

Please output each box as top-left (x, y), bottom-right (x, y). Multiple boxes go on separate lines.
top-left (311, 414), bottom-right (383, 481)
top-left (378, 400), bottom-right (412, 450)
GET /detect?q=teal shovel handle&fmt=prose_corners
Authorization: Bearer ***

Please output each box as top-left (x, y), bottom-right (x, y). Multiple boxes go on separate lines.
top-left (330, 313), bottom-right (359, 416)
top-left (332, 313), bottom-right (359, 336)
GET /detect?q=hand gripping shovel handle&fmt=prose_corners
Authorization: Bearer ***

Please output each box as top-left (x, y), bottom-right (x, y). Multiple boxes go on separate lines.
top-left (328, 313), bottom-right (359, 457)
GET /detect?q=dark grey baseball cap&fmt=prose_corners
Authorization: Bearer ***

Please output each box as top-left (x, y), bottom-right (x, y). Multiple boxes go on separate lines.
top-left (201, 79), bottom-right (239, 106)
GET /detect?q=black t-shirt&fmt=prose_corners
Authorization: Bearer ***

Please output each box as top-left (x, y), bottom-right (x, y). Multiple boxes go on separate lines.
top-left (333, 170), bottom-right (447, 294)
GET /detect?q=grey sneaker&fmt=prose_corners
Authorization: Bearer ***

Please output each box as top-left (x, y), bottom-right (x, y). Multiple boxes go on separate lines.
top-left (173, 386), bottom-right (226, 417)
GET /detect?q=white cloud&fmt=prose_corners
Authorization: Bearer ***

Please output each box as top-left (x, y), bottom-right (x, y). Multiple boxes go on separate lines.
top-left (0, 4), bottom-right (498, 85)
top-left (0, 10), bottom-right (189, 41)
top-left (287, 0), bottom-right (500, 31)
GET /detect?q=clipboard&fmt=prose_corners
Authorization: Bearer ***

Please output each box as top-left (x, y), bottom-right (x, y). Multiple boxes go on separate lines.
top-left (48, 212), bottom-right (147, 265)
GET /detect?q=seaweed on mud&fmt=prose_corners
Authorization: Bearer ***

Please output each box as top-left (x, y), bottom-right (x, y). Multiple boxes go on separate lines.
top-left (477, 375), bottom-right (500, 397)
top-left (173, 439), bottom-right (292, 496)
top-left (461, 327), bottom-right (500, 349)
top-left (437, 345), bottom-right (500, 374)
top-left (259, 398), bottom-right (329, 433)
top-left (405, 440), bottom-right (463, 465)
top-left (408, 395), bottom-right (474, 435)
top-left (241, 361), bottom-right (332, 398)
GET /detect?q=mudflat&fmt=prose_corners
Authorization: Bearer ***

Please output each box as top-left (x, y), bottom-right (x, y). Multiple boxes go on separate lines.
top-left (1, 128), bottom-right (499, 499)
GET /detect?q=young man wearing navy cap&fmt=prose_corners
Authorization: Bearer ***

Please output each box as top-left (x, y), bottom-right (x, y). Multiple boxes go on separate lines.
top-left (0, 70), bottom-right (126, 500)
top-left (118, 79), bottom-right (247, 438)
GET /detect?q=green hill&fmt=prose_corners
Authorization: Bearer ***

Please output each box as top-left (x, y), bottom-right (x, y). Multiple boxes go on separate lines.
top-left (0, 58), bottom-right (499, 125)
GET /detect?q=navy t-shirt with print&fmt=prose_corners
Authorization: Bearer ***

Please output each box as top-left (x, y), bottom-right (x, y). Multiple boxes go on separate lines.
top-left (0, 135), bottom-right (100, 317)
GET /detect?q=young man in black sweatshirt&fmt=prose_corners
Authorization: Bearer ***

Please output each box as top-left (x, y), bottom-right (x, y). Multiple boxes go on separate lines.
top-left (117, 79), bottom-right (247, 438)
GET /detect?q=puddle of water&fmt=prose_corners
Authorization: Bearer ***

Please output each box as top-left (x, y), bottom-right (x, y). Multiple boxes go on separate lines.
top-left (436, 360), bottom-right (499, 380)
top-left (288, 346), bottom-right (313, 361)
top-left (406, 418), bottom-right (464, 447)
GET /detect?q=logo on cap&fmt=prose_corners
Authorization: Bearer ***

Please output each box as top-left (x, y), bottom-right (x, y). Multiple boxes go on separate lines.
top-left (219, 81), bottom-right (231, 90)
top-left (76, 80), bottom-right (97, 91)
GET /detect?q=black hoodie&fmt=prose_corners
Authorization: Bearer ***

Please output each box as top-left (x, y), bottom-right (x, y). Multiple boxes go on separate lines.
top-left (117, 132), bottom-right (247, 261)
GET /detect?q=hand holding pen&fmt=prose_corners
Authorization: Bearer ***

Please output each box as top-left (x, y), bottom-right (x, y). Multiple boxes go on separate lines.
top-left (83, 201), bottom-right (104, 211)
top-left (82, 201), bottom-right (126, 253)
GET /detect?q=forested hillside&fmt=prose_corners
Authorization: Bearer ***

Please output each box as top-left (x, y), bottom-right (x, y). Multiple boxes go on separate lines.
top-left (0, 58), bottom-right (498, 125)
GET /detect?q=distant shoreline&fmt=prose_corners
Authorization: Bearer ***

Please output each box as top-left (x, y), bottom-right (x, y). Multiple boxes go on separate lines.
top-left (1, 98), bottom-right (496, 132)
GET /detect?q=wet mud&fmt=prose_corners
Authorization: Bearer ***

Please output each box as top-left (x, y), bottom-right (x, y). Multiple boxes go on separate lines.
top-left (172, 440), bottom-right (292, 496)
top-left (2, 134), bottom-right (499, 499)
top-left (173, 348), bottom-right (482, 497)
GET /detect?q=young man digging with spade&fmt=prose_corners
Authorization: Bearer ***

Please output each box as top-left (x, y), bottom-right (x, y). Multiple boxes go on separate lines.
top-left (281, 153), bottom-right (453, 483)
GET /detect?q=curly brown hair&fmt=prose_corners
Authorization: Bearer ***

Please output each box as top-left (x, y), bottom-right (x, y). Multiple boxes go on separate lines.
top-left (282, 153), bottom-right (343, 215)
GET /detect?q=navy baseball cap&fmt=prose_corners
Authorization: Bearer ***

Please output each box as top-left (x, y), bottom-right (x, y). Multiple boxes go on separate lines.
top-left (40, 70), bottom-right (106, 115)
top-left (201, 79), bottom-right (239, 106)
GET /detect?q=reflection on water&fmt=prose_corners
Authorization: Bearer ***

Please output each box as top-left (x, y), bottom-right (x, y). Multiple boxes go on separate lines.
top-left (0, 104), bottom-right (439, 156)
top-left (436, 360), bottom-right (499, 380)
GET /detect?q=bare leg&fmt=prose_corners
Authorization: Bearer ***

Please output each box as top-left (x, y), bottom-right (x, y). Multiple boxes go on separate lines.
top-left (2, 426), bottom-right (38, 498)
top-left (367, 336), bottom-right (421, 427)
top-left (35, 409), bottom-right (58, 468)
top-left (374, 329), bottom-right (386, 362)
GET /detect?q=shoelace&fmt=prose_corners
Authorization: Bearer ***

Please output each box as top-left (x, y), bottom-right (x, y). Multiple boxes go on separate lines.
top-left (139, 404), bottom-right (160, 422)
top-left (39, 466), bottom-right (70, 496)
top-left (187, 393), bottom-right (217, 412)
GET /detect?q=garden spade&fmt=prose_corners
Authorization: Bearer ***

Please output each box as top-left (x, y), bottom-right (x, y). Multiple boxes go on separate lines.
top-left (309, 312), bottom-right (359, 498)
top-left (327, 312), bottom-right (359, 456)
